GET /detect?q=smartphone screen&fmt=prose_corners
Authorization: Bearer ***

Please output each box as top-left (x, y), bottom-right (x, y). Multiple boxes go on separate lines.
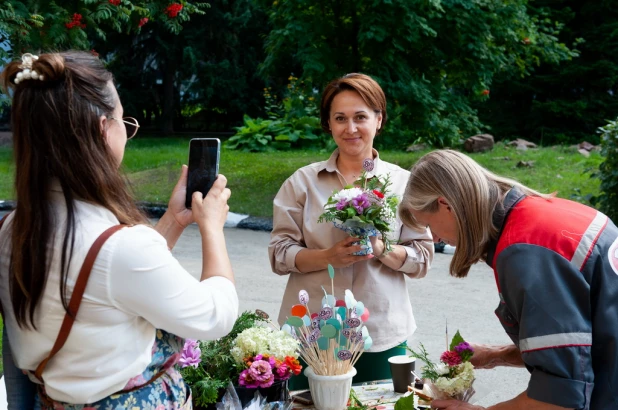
top-left (186, 138), bottom-right (220, 209)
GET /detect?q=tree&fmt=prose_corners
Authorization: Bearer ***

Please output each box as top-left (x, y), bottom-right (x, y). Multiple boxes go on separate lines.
top-left (480, 1), bottom-right (618, 145)
top-left (258, 0), bottom-right (576, 148)
top-left (0, 0), bottom-right (208, 131)
top-left (93, 0), bottom-right (268, 133)
top-left (0, 1), bottom-right (207, 60)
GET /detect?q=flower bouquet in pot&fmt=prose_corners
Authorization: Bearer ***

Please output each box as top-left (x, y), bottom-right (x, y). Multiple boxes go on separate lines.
top-left (178, 311), bottom-right (288, 409)
top-left (229, 322), bottom-right (303, 407)
top-left (318, 159), bottom-right (399, 256)
top-left (407, 331), bottom-right (477, 404)
top-left (281, 264), bottom-right (372, 410)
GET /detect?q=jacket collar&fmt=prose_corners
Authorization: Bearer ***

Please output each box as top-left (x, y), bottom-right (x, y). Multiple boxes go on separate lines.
top-left (485, 187), bottom-right (526, 267)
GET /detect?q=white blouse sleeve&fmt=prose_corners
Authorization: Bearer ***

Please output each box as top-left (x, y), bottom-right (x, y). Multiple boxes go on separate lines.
top-left (107, 225), bottom-right (238, 341)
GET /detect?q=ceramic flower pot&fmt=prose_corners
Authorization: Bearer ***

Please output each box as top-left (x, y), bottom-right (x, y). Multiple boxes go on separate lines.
top-left (305, 367), bottom-right (357, 410)
top-left (234, 379), bottom-right (290, 408)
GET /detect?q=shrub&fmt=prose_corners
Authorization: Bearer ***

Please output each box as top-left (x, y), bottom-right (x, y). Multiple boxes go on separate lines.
top-left (591, 119), bottom-right (618, 222)
top-left (225, 76), bottom-right (326, 152)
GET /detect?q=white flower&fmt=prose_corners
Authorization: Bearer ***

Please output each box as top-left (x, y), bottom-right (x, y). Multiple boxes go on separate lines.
top-left (435, 363), bottom-right (450, 375)
top-left (332, 188), bottom-right (363, 203)
top-left (434, 362), bottom-right (475, 396)
top-left (231, 326), bottom-right (300, 364)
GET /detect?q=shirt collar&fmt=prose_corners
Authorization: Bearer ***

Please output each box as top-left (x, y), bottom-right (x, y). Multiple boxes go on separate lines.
top-left (320, 148), bottom-right (384, 178)
top-left (485, 186), bottom-right (526, 267)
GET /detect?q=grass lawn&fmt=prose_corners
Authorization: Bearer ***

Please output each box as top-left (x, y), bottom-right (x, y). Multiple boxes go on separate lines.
top-left (0, 138), bottom-right (603, 218)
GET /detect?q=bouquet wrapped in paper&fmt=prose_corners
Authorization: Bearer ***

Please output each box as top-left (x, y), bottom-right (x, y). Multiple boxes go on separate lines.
top-left (318, 159), bottom-right (398, 256)
top-left (408, 331), bottom-right (478, 403)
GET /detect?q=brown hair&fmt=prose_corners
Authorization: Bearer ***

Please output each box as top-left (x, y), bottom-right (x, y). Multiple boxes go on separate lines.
top-left (1, 51), bottom-right (147, 329)
top-left (320, 73), bottom-right (388, 134)
top-left (399, 150), bottom-right (550, 278)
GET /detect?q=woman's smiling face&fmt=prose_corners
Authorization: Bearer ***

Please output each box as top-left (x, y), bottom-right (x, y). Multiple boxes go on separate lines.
top-left (328, 90), bottom-right (382, 159)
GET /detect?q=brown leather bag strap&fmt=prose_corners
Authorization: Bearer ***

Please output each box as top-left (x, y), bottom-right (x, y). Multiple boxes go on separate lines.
top-left (0, 212), bottom-right (11, 319)
top-left (0, 212), bottom-right (10, 230)
top-left (34, 224), bottom-right (127, 382)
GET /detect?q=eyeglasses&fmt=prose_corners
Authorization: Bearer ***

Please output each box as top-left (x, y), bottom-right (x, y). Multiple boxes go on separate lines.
top-left (110, 116), bottom-right (140, 139)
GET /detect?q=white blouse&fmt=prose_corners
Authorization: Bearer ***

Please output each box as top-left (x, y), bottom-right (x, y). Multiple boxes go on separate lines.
top-left (0, 190), bottom-right (238, 404)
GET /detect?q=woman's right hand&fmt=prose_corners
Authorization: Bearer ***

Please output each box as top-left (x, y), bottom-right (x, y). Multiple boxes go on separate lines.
top-left (191, 174), bottom-right (231, 233)
top-left (325, 236), bottom-right (374, 268)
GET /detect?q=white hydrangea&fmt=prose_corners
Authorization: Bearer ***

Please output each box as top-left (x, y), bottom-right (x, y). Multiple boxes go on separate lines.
top-left (332, 187), bottom-right (363, 203)
top-left (434, 362), bottom-right (475, 396)
top-left (230, 326), bottom-right (300, 364)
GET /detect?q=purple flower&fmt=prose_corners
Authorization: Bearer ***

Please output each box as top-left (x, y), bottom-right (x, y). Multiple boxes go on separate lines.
top-left (336, 199), bottom-right (348, 211)
top-left (454, 341), bottom-right (474, 362)
top-left (179, 339), bottom-right (201, 368)
top-left (351, 194), bottom-right (371, 214)
top-left (454, 342), bottom-right (473, 354)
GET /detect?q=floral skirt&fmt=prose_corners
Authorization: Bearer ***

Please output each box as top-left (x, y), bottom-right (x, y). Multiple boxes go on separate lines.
top-left (37, 330), bottom-right (192, 410)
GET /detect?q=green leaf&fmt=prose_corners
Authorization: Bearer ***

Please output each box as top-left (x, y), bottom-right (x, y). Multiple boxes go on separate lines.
top-left (394, 393), bottom-right (416, 410)
top-left (449, 330), bottom-right (465, 351)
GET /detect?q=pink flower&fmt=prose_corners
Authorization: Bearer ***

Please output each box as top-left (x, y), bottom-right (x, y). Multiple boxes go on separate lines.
top-left (440, 350), bottom-right (462, 366)
top-left (179, 339), bottom-right (201, 368)
top-left (247, 360), bottom-right (274, 388)
top-left (276, 363), bottom-right (291, 380)
top-left (239, 369), bottom-right (259, 388)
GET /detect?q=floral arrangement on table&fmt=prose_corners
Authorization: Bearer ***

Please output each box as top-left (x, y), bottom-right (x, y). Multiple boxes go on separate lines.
top-left (178, 311), bottom-right (271, 407)
top-left (282, 264), bottom-right (373, 376)
top-left (407, 331), bottom-right (476, 402)
top-left (317, 158), bottom-right (399, 256)
top-left (230, 325), bottom-right (302, 388)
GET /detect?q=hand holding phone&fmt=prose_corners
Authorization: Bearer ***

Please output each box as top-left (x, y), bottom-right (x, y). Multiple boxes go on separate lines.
top-left (186, 138), bottom-right (221, 209)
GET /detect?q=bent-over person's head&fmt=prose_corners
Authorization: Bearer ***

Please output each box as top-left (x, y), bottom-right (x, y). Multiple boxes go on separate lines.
top-left (399, 149), bottom-right (548, 278)
top-left (320, 73), bottom-right (388, 135)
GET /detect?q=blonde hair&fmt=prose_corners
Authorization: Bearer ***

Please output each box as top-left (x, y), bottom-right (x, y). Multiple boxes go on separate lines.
top-left (400, 150), bottom-right (550, 278)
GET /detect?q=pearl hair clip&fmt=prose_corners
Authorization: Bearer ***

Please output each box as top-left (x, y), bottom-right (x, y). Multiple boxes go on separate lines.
top-left (14, 53), bottom-right (44, 84)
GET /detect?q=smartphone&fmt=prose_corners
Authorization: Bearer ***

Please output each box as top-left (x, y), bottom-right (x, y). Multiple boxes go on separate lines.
top-left (185, 138), bottom-right (220, 209)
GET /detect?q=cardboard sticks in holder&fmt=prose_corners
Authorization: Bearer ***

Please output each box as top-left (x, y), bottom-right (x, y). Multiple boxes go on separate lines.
top-left (281, 264), bottom-right (372, 376)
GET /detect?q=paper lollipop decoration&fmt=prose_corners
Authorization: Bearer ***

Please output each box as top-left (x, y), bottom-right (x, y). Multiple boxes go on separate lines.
top-left (282, 264), bottom-right (371, 376)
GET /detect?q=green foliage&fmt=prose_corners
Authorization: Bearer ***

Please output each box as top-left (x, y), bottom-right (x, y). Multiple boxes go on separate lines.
top-left (394, 393), bottom-right (416, 410)
top-left (449, 331), bottom-right (464, 352)
top-left (0, 1), bottom-right (208, 61)
top-left (226, 76), bottom-right (324, 152)
top-left (180, 311), bottom-right (266, 406)
top-left (590, 119), bottom-right (618, 222)
top-left (481, 1), bottom-right (618, 145)
top-left (259, 0), bottom-right (576, 148)
top-left (406, 343), bottom-right (441, 382)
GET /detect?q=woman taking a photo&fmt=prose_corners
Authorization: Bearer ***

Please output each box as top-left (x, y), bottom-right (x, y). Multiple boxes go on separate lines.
top-left (269, 73), bottom-right (433, 388)
top-left (0, 51), bottom-right (238, 408)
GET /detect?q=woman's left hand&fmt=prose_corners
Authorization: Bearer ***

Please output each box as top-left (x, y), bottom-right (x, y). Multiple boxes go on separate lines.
top-left (167, 165), bottom-right (194, 228)
top-left (430, 400), bottom-right (485, 409)
top-left (369, 235), bottom-right (385, 257)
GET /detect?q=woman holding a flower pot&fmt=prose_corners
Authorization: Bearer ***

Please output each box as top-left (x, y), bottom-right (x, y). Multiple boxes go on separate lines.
top-left (400, 149), bottom-right (618, 410)
top-left (0, 51), bottom-right (238, 409)
top-left (269, 73), bottom-right (434, 389)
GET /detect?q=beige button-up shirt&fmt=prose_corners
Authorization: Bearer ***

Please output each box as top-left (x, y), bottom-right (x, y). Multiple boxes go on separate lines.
top-left (269, 149), bottom-right (433, 352)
